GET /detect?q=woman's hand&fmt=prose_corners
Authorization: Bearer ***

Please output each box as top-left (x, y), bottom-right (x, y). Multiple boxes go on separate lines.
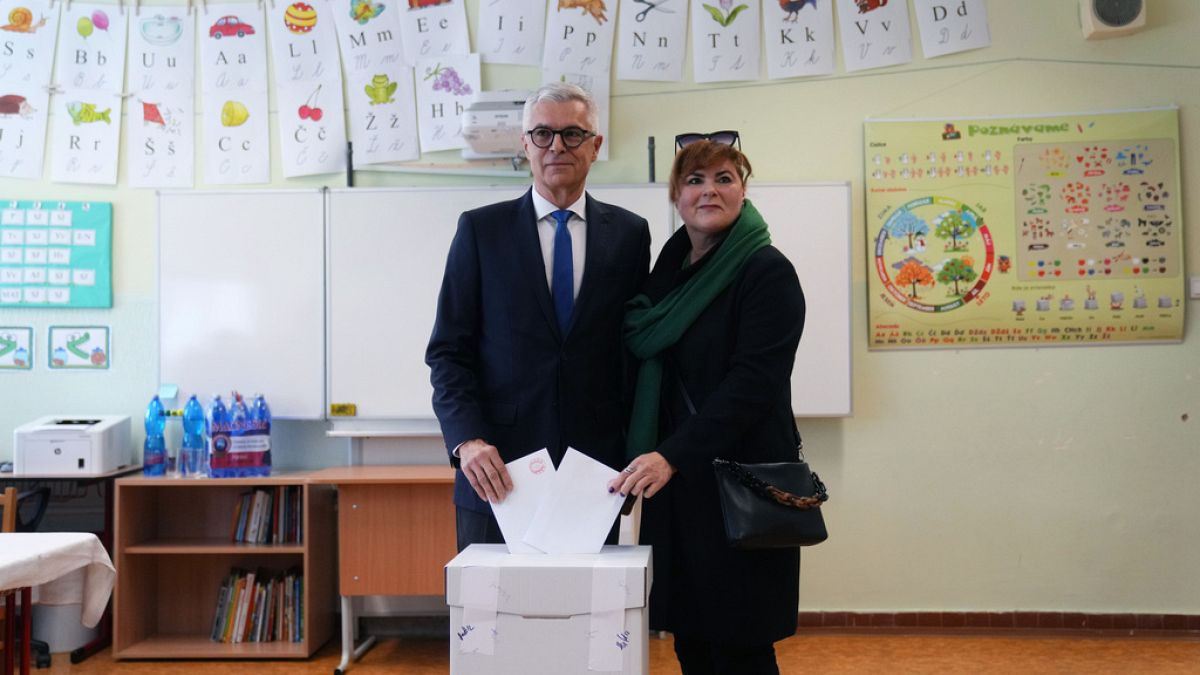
top-left (608, 451), bottom-right (676, 499)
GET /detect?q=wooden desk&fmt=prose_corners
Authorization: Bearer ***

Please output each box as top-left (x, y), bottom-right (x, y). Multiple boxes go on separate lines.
top-left (307, 465), bottom-right (456, 675)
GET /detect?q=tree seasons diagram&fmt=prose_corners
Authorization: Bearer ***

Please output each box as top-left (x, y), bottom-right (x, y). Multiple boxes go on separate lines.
top-left (865, 108), bottom-right (1184, 350)
top-left (874, 196), bottom-right (994, 313)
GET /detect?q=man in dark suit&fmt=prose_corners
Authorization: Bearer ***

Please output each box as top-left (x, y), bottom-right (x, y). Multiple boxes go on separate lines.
top-left (426, 83), bottom-right (651, 551)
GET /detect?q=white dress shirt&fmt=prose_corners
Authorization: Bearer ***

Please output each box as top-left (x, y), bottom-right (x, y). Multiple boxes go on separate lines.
top-left (531, 188), bottom-right (587, 301)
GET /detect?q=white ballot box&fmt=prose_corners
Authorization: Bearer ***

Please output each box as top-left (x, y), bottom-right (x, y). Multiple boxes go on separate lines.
top-left (445, 544), bottom-right (652, 675)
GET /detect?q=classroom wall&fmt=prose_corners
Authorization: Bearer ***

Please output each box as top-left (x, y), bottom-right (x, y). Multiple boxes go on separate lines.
top-left (2, 1), bottom-right (1198, 614)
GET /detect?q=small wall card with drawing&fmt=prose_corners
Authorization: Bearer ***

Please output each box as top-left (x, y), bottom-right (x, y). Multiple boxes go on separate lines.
top-left (0, 200), bottom-right (113, 308)
top-left (48, 326), bottom-right (109, 369)
top-left (0, 327), bottom-right (33, 370)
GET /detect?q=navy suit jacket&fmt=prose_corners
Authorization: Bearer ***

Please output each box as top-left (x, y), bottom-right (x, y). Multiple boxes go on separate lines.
top-left (426, 188), bottom-right (651, 513)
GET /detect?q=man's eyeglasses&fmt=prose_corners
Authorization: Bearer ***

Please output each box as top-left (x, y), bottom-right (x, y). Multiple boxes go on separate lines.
top-left (675, 130), bottom-right (741, 151)
top-left (526, 126), bottom-right (597, 149)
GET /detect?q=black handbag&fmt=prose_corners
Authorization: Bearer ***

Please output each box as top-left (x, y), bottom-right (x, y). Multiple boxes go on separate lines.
top-left (712, 455), bottom-right (829, 549)
top-left (670, 360), bottom-right (829, 550)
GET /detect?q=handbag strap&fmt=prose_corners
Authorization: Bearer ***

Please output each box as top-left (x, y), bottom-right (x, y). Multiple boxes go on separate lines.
top-left (714, 458), bottom-right (829, 510)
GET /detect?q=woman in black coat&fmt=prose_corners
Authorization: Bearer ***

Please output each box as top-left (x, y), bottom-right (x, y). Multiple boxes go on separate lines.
top-left (609, 134), bottom-right (806, 675)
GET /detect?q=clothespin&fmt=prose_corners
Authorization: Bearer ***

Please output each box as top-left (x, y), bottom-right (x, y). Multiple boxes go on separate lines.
top-left (117, 0), bottom-right (124, 17)
top-left (201, 0), bottom-right (207, 15)
top-left (134, 0), bottom-right (140, 17)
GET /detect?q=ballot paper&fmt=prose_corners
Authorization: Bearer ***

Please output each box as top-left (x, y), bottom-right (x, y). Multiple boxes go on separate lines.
top-left (490, 448), bottom-right (555, 554)
top-left (522, 448), bottom-right (625, 554)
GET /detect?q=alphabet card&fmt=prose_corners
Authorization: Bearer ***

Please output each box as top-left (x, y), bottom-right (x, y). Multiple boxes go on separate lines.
top-left (615, 0), bottom-right (687, 82)
top-left (763, 0), bottom-right (835, 80)
top-left (544, 0), bottom-right (617, 77)
top-left (912, 0), bottom-right (989, 59)
top-left (0, 0), bottom-right (59, 179)
top-left (400, 0), bottom-right (469, 65)
top-left (54, 3), bottom-right (126, 91)
top-left (200, 4), bottom-right (269, 184)
top-left (127, 10), bottom-right (196, 187)
top-left (477, 0), bottom-right (545, 66)
top-left (415, 52), bottom-right (478, 152)
top-left (0, 327), bottom-right (32, 369)
top-left (836, 0), bottom-right (912, 72)
top-left (542, 66), bottom-right (610, 161)
top-left (690, 0), bottom-right (760, 83)
top-left (268, 0), bottom-right (348, 177)
top-left (51, 4), bottom-right (127, 184)
top-left (332, 3), bottom-right (419, 164)
top-left (47, 325), bottom-right (108, 369)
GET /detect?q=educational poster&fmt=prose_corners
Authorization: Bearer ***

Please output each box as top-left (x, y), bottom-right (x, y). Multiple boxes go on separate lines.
top-left (762, 0), bottom-right (835, 80)
top-left (415, 53), bottom-right (479, 152)
top-left (615, 0), bottom-right (687, 82)
top-left (544, 0), bottom-right (617, 77)
top-left (542, 66), bottom-right (611, 162)
top-left (399, 0), bottom-right (469, 65)
top-left (865, 108), bottom-right (1184, 349)
top-left (0, 200), bottom-right (112, 308)
top-left (48, 325), bottom-right (109, 369)
top-left (0, 0), bottom-right (60, 180)
top-left (331, 0), bottom-right (420, 164)
top-left (912, 0), bottom-right (989, 59)
top-left (200, 3), bottom-right (270, 184)
top-left (51, 3), bottom-right (128, 184)
top-left (835, 0), bottom-right (911, 73)
top-left (478, 0), bottom-right (545, 66)
top-left (690, 0), bottom-right (759, 83)
top-left (268, 0), bottom-right (348, 177)
top-left (127, 10), bottom-right (196, 188)
top-left (0, 327), bottom-right (33, 369)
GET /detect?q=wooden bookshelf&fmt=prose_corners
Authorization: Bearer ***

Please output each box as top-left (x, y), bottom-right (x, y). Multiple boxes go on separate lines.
top-left (113, 473), bottom-right (334, 660)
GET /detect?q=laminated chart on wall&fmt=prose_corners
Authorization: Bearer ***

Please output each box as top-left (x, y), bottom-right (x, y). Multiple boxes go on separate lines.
top-left (864, 108), bottom-right (1183, 349)
top-left (0, 200), bottom-right (112, 308)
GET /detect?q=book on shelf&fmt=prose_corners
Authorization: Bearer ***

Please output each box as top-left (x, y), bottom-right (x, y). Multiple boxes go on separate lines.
top-left (229, 486), bottom-right (303, 545)
top-left (210, 566), bottom-right (305, 643)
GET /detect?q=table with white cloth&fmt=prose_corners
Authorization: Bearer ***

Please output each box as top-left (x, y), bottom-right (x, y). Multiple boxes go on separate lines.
top-left (0, 533), bottom-right (115, 675)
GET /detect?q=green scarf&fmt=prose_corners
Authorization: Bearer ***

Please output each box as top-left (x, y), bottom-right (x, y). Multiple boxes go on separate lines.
top-left (623, 199), bottom-right (770, 459)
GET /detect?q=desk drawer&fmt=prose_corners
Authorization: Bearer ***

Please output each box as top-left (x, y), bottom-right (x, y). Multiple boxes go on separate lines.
top-left (338, 483), bottom-right (456, 596)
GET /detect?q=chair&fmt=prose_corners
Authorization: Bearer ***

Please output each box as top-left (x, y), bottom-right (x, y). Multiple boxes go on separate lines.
top-left (1, 487), bottom-right (15, 532)
top-left (2, 487), bottom-right (16, 671)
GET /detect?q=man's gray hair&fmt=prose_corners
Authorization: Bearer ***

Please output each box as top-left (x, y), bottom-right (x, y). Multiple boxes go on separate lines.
top-left (522, 82), bottom-right (600, 133)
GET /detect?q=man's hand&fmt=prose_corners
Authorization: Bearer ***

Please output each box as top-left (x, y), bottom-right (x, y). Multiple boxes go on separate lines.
top-left (459, 439), bottom-right (514, 503)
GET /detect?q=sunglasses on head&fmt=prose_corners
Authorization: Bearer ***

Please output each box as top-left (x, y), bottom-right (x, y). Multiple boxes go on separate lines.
top-left (675, 130), bottom-right (741, 151)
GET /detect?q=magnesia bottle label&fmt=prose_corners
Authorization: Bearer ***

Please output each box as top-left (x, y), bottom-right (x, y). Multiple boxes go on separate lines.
top-left (209, 419), bottom-right (271, 469)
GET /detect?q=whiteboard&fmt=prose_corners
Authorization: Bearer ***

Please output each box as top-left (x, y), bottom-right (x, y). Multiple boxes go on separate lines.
top-left (158, 190), bottom-right (326, 419)
top-left (742, 183), bottom-right (852, 417)
top-left (325, 185), bottom-right (675, 420)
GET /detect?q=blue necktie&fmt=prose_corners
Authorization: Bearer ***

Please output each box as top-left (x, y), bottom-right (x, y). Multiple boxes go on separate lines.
top-left (550, 209), bottom-right (574, 335)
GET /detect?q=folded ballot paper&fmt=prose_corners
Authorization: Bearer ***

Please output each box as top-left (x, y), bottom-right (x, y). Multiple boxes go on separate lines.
top-left (490, 447), bottom-right (626, 554)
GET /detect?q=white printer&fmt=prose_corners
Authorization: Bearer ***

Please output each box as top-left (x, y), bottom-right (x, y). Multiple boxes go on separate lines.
top-left (13, 415), bottom-right (133, 475)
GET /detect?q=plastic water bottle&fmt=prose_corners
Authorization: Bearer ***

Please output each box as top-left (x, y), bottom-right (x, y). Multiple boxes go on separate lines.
top-left (229, 392), bottom-right (250, 477)
top-left (142, 395), bottom-right (166, 476)
top-left (251, 393), bottom-right (273, 474)
top-left (180, 395), bottom-right (207, 478)
top-left (207, 394), bottom-right (232, 478)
